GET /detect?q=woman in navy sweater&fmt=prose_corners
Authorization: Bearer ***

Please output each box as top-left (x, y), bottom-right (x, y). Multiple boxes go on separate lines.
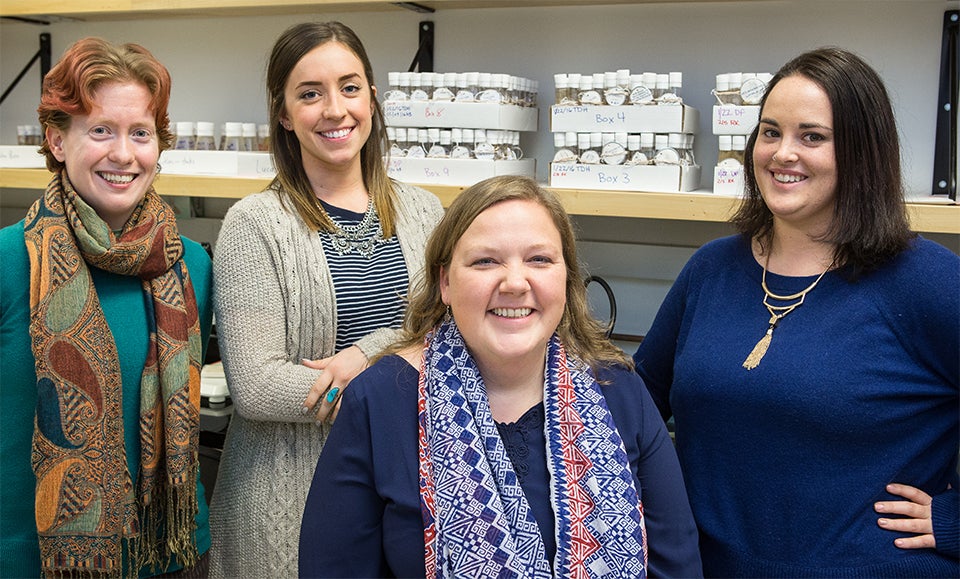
top-left (634, 46), bottom-right (958, 576)
top-left (300, 176), bottom-right (702, 578)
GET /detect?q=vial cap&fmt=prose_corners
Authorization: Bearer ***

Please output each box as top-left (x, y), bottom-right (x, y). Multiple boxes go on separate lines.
top-left (554, 132), bottom-right (566, 147)
top-left (655, 134), bottom-right (668, 148)
top-left (176, 121), bottom-right (195, 135)
top-left (604, 72), bottom-right (617, 88)
top-left (656, 74), bottom-right (669, 89)
top-left (224, 122), bottom-right (242, 136)
top-left (592, 73), bottom-right (604, 86)
top-left (399, 72), bottom-right (411, 86)
top-left (428, 128), bottom-right (440, 140)
top-left (196, 121), bottom-right (215, 136)
top-left (716, 73), bottom-right (730, 91)
top-left (590, 132), bottom-right (603, 146)
top-left (640, 133), bottom-right (654, 147)
top-left (440, 130), bottom-right (452, 145)
top-left (242, 123), bottom-right (257, 137)
top-left (395, 127), bottom-right (407, 139)
top-left (388, 71), bottom-right (400, 84)
top-left (257, 124), bottom-right (270, 137)
top-left (729, 72), bottom-right (743, 87)
top-left (668, 133), bottom-right (684, 147)
top-left (719, 135), bottom-right (732, 150)
top-left (462, 128), bottom-right (474, 141)
top-left (578, 133), bottom-right (591, 147)
top-left (669, 72), bottom-right (682, 86)
top-left (451, 127), bottom-right (462, 141)
top-left (732, 135), bottom-right (746, 150)
top-left (565, 132), bottom-right (578, 147)
top-left (615, 132), bottom-right (628, 146)
top-left (627, 134), bottom-right (641, 150)
top-left (643, 72), bottom-right (657, 87)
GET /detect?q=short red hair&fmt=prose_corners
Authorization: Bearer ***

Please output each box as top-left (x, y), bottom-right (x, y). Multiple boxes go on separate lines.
top-left (37, 37), bottom-right (173, 172)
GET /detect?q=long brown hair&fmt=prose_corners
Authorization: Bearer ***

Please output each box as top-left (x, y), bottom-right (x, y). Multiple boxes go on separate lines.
top-left (266, 21), bottom-right (397, 235)
top-left (386, 175), bottom-right (631, 373)
top-left (735, 46), bottom-right (914, 278)
top-left (37, 37), bottom-right (173, 172)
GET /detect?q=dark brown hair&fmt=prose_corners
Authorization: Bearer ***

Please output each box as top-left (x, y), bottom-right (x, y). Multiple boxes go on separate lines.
top-left (734, 46), bottom-right (914, 277)
top-left (37, 37), bottom-right (173, 172)
top-left (266, 21), bottom-right (396, 235)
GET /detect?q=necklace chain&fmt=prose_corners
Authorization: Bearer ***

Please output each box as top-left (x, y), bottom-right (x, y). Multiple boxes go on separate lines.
top-left (742, 252), bottom-right (831, 370)
top-left (323, 197), bottom-right (388, 257)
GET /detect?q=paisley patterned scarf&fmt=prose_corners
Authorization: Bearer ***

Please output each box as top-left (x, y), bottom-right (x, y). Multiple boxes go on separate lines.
top-left (418, 320), bottom-right (647, 579)
top-left (25, 171), bottom-right (201, 577)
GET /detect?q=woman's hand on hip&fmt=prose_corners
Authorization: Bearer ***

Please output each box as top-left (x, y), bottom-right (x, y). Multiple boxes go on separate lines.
top-left (301, 345), bottom-right (369, 424)
top-left (875, 483), bottom-right (935, 549)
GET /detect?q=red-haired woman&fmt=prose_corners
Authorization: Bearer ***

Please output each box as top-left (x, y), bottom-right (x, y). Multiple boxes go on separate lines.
top-left (0, 37), bottom-right (213, 578)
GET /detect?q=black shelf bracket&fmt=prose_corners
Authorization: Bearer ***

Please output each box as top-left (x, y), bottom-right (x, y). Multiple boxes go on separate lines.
top-left (0, 32), bottom-right (51, 107)
top-left (932, 10), bottom-right (957, 200)
top-left (408, 21), bottom-right (434, 73)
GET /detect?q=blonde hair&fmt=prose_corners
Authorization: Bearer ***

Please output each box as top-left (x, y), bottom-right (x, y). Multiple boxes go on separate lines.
top-left (386, 175), bottom-right (632, 373)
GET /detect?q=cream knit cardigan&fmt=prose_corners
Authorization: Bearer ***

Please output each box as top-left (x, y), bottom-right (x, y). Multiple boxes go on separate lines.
top-left (208, 182), bottom-right (443, 578)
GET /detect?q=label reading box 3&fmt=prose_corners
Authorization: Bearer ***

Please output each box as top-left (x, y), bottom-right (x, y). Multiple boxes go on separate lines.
top-left (550, 163), bottom-right (700, 193)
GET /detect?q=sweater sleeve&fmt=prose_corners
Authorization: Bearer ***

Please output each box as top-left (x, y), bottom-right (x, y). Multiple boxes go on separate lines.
top-left (299, 373), bottom-right (390, 578)
top-left (213, 198), bottom-right (322, 423)
top-left (632, 257), bottom-right (693, 422)
top-left (932, 487), bottom-right (959, 559)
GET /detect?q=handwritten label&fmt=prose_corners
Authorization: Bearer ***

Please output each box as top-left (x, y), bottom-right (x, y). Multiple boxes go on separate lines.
top-left (384, 102), bottom-right (414, 118)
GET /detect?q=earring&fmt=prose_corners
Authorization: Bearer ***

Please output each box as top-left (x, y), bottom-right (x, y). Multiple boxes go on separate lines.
top-left (443, 304), bottom-right (452, 323)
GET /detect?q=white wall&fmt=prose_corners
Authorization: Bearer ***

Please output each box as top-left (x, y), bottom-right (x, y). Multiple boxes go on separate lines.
top-left (1, 0), bottom-right (956, 337)
top-left (1, 0), bottom-right (954, 194)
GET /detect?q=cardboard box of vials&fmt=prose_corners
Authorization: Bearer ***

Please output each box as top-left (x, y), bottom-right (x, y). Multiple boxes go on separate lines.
top-left (549, 162), bottom-right (700, 193)
top-left (388, 158), bottom-right (535, 186)
top-left (384, 101), bottom-right (538, 132)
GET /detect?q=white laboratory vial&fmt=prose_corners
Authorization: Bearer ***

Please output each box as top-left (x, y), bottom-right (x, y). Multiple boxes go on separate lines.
top-left (654, 133), bottom-right (681, 165)
top-left (16, 125), bottom-right (28, 145)
top-left (668, 133), bottom-right (688, 165)
top-left (458, 72), bottom-right (479, 102)
top-left (578, 76), bottom-right (602, 106)
top-left (384, 71), bottom-right (406, 101)
top-left (175, 121), bottom-right (196, 150)
top-left (393, 127), bottom-right (409, 157)
top-left (222, 122), bottom-right (243, 151)
top-left (553, 132), bottom-right (578, 163)
top-left (654, 73), bottom-right (669, 101)
top-left (433, 72), bottom-right (456, 101)
top-left (604, 71), bottom-right (628, 106)
top-left (554, 74), bottom-right (569, 105)
top-left (631, 74), bottom-right (654, 105)
top-left (440, 129), bottom-right (453, 154)
top-left (195, 122), bottom-right (216, 150)
top-left (638, 132), bottom-right (655, 165)
top-left (451, 128), bottom-right (472, 159)
top-left (410, 73), bottom-right (430, 101)
top-left (740, 73), bottom-right (767, 105)
top-left (602, 131), bottom-right (628, 165)
top-left (241, 123), bottom-right (258, 152)
top-left (427, 128), bottom-right (447, 158)
top-left (476, 73), bottom-right (501, 103)
top-left (625, 134), bottom-right (642, 165)
top-left (617, 69), bottom-right (631, 91)
top-left (659, 72), bottom-right (683, 104)
top-left (386, 126), bottom-right (400, 157)
top-left (728, 73), bottom-right (744, 105)
top-left (474, 129), bottom-right (495, 160)
top-left (257, 124), bottom-right (270, 151)
top-left (404, 129), bottom-right (426, 158)
top-left (731, 135), bottom-right (747, 166)
top-left (717, 135), bottom-right (739, 167)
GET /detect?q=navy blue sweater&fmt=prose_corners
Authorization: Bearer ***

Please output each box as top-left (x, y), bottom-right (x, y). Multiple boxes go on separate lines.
top-left (300, 355), bottom-right (703, 578)
top-left (635, 235), bottom-right (959, 577)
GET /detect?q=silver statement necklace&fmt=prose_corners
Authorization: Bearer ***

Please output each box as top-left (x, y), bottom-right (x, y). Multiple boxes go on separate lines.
top-left (323, 197), bottom-right (388, 257)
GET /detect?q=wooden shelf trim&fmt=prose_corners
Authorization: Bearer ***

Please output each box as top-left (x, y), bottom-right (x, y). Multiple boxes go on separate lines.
top-left (2, 168), bottom-right (956, 233)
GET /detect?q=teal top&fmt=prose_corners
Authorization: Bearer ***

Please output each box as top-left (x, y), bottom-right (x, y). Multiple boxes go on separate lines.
top-left (0, 219), bottom-right (213, 578)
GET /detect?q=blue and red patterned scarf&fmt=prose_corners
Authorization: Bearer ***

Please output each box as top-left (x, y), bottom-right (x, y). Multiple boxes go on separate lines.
top-left (417, 320), bottom-right (647, 578)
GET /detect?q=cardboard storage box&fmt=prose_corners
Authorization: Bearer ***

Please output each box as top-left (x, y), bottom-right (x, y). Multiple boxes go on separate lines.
top-left (713, 164), bottom-right (745, 196)
top-left (549, 104), bottom-right (698, 134)
top-left (387, 157), bottom-right (535, 186)
top-left (712, 105), bottom-right (760, 135)
top-left (383, 101), bottom-right (538, 132)
top-left (550, 162), bottom-right (700, 193)
top-left (159, 150), bottom-right (275, 178)
top-left (0, 145), bottom-right (46, 168)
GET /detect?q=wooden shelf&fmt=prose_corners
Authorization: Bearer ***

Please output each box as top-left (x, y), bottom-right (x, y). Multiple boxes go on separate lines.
top-left (3, 167), bottom-right (956, 233)
top-left (1, 1), bottom-right (745, 21)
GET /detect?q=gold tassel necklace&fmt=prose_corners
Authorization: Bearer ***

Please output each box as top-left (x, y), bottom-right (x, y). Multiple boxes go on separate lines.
top-left (742, 253), bottom-right (831, 370)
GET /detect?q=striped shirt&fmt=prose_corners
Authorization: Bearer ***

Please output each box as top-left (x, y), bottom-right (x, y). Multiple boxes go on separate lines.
top-left (319, 200), bottom-right (409, 353)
